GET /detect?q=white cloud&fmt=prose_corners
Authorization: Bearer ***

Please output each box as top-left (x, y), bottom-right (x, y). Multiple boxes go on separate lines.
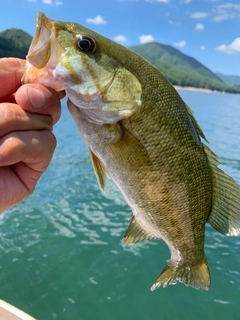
top-left (40, 0), bottom-right (63, 6)
top-left (86, 15), bottom-right (107, 25)
top-left (114, 35), bottom-right (128, 43)
top-left (146, 0), bottom-right (169, 3)
top-left (212, 3), bottom-right (240, 22)
top-left (215, 38), bottom-right (240, 54)
top-left (139, 34), bottom-right (155, 44)
top-left (195, 23), bottom-right (204, 31)
top-left (117, 0), bottom-right (169, 2)
top-left (181, 0), bottom-right (192, 3)
top-left (173, 40), bottom-right (186, 48)
top-left (190, 12), bottom-right (208, 19)
top-left (27, 0), bottom-right (63, 3)
top-left (200, 46), bottom-right (205, 51)
top-left (213, 13), bottom-right (234, 22)
top-left (212, 9), bottom-right (234, 22)
top-left (41, 0), bottom-right (63, 4)
top-left (189, 3), bottom-right (240, 23)
top-left (168, 19), bottom-right (180, 26)
top-left (218, 3), bottom-right (240, 10)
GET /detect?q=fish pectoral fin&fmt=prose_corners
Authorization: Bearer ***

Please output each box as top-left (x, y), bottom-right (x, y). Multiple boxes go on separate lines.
top-left (122, 216), bottom-right (157, 244)
top-left (114, 127), bottom-right (151, 170)
top-left (204, 145), bottom-right (240, 236)
top-left (185, 103), bottom-right (208, 142)
top-left (151, 255), bottom-right (210, 291)
top-left (89, 150), bottom-right (106, 191)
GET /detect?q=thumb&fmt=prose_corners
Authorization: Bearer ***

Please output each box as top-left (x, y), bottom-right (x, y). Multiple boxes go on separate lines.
top-left (15, 84), bottom-right (63, 125)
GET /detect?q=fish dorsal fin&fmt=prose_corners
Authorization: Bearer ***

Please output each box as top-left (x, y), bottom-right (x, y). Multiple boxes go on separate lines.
top-left (204, 144), bottom-right (240, 236)
top-left (185, 103), bottom-right (208, 143)
top-left (122, 216), bottom-right (157, 244)
top-left (89, 150), bottom-right (106, 191)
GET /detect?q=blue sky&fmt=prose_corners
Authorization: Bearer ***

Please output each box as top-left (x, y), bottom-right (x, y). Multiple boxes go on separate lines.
top-left (0, 0), bottom-right (240, 75)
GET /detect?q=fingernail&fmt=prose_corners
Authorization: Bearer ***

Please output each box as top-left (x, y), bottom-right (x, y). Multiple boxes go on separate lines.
top-left (27, 86), bottom-right (46, 109)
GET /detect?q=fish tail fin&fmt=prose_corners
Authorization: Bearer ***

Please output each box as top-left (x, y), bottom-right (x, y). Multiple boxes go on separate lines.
top-left (151, 255), bottom-right (210, 291)
top-left (204, 145), bottom-right (240, 236)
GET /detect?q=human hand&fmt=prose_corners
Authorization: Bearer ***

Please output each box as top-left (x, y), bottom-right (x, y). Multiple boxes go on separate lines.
top-left (0, 58), bottom-right (63, 213)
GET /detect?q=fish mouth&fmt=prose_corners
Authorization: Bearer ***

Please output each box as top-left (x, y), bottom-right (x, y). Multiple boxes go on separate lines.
top-left (22, 12), bottom-right (65, 90)
top-left (26, 12), bottom-right (53, 69)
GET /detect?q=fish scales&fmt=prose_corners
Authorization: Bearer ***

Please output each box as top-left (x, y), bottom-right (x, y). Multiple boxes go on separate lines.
top-left (22, 12), bottom-right (240, 291)
top-left (76, 85), bottom-right (212, 254)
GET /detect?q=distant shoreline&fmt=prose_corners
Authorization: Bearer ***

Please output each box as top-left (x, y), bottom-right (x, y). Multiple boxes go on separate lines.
top-left (174, 86), bottom-right (240, 95)
top-left (174, 85), bottom-right (219, 93)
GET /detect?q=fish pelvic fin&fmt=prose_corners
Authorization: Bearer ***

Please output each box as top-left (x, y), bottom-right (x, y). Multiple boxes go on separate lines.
top-left (122, 216), bottom-right (157, 244)
top-left (151, 255), bottom-right (210, 291)
top-left (89, 149), bottom-right (106, 191)
top-left (204, 145), bottom-right (240, 236)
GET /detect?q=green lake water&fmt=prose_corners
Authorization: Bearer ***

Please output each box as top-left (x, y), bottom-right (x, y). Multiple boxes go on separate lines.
top-left (1, 90), bottom-right (240, 319)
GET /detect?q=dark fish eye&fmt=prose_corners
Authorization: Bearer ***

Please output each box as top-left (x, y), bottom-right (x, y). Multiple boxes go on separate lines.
top-left (76, 36), bottom-right (96, 53)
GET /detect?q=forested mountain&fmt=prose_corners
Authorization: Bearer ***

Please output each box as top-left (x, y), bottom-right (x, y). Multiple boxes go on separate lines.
top-left (216, 72), bottom-right (240, 87)
top-left (0, 28), bottom-right (239, 93)
top-left (131, 42), bottom-right (240, 93)
top-left (0, 28), bottom-right (32, 59)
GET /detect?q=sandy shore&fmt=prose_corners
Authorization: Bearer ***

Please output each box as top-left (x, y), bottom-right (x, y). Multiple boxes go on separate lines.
top-left (174, 86), bottom-right (240, 95)
top-left (174, 85), bottom-right (220, 93)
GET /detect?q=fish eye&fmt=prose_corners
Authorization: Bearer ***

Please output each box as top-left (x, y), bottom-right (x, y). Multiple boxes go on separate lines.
top-left (76, 36), bottom-right (96, 53)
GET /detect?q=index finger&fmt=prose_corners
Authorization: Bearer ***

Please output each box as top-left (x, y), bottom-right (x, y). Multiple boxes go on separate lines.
top-left (0, 58), bottom-right (26, 98)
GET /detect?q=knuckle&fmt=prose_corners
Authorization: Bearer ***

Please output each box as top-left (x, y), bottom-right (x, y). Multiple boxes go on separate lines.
top-left (42, 114), bottom-right (54, 127)
top-left (43, 130), bottom-right (57, 151)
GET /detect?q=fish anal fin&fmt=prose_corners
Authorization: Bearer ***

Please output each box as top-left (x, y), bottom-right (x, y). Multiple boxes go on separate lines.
top-left (122, 216), bottom-right (157, 244)
top-left (204, 145), bottom-right (240, 236)
top-left (151, 254), bottom-right (210, 291)
top-left (89, 150), bottom-right (106, 191)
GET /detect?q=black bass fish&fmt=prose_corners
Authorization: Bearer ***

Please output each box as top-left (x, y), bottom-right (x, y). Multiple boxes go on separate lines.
top-left (23, 12), bottom-right (240, 291)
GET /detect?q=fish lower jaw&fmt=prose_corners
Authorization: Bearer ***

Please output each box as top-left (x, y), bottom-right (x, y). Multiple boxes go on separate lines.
top-left (23, 67), bottom-right (65, 92)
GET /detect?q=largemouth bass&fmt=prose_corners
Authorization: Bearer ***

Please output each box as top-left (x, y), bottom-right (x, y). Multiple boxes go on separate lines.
top-left (23, 12), bottom-right (240, 291)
